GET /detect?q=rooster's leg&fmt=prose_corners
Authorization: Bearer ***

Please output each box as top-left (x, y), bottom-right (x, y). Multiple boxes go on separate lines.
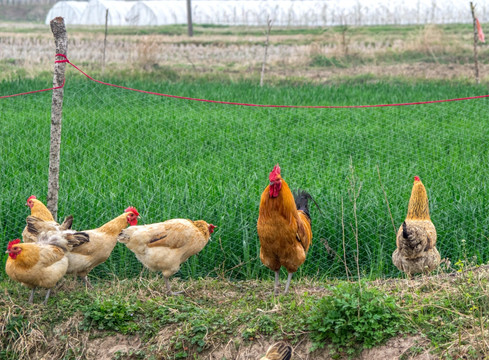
top-left (83, 276), bottom-right (93, 289)
top-left (164, 276), bottom-right (183, 296)
top-left (284, 272), bottom-right (293, 294)
top-left (274, 271), bottom-right (280, 295)
top-left (43, 289), bottom-right (51, 305)
top-left (28, 288), bottom-right (35, 304)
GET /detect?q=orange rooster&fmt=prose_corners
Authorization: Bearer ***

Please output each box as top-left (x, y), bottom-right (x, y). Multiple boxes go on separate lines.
top-left (392, 176), bottom-right (441, 276)
top-left (5, 231), bottom-right (89, 304)
top-left (117, 219), bottom-right (215, 295)
top-left (22, 195), bottom-right (73, 243)
top-left (257, 164), bottom-right (313, 295)
top-left (260, 342), bottom-right (292, 360)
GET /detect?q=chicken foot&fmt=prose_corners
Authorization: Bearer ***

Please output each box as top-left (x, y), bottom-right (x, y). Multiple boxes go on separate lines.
top-left (164, 276), bottom-right (183, 296)
top-left (43, 289), bottom-right (51, 305)
top-left (284, 273), bottom-right (293, 295)
top-left (28, 288), bottom-right (35, 304)
top-left (274, 271), bottom-right (280, 295)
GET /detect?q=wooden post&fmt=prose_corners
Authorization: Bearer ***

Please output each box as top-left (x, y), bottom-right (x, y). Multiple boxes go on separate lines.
top-left (186, 0), bottom-right (193, 37)
top-left (102, 9), bottom-right (108, 75)
top-left (47, 17), bottom-right (68, 220)
top-left (260, 17), bottom-right (272, 87)
top-left (470, 2), bottom-right (480, 84)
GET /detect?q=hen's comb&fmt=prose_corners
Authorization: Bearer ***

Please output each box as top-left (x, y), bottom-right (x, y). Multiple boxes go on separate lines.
top-left (414, 176), bottom-right (421, 182)
top-left (125, 206), bottom-right (139, 217)
top-left (208, 224), bottom-right (216, 234)
top-left (269, 164), bottom-right (281, 182)
top-left (7, 239), bottom-right (21, 250)
top-left (27, 195), bottom-right (36, 202)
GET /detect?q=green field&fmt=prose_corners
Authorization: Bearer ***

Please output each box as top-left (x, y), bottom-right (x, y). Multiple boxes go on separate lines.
top-left (1, 75), bottom-right (489, 282)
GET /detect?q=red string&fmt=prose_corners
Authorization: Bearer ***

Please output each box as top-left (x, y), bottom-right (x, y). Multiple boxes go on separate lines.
top-left (0, 54), bottom-right (68, 99)
top-left (2, 54), bottom-right (489, 108)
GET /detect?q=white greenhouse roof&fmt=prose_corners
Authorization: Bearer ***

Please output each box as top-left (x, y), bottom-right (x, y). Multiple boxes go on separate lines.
top-left (126, 1), bottom-right (187, 26)
top-left (45, 1), bottom-right (88, 25)
top-left (79, 0), bottom-right (137, 25)
top-left (46, 0), bottom-right (489, 27)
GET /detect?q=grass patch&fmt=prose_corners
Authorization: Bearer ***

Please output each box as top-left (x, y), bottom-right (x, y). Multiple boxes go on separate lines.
top-left (2, 78), bottom-right (489, 282)
top-left (1, 274), bottom-right (489, 358)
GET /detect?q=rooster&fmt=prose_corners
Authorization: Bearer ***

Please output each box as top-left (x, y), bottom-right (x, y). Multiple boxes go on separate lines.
top-left (60, 206), bottom-right (140, 286)
top-left (257, 164), bottom-right (313, 295)
top-left (5, 231), bottom-right (89, 304)
top-left (117, 219), bottom-right (215, 295)
top-left (259, 342), bottom-right (292, 360)
top-left (392, 176), bottom-right (441, 276)
top-left (22, 195), bottom-right (73, 243)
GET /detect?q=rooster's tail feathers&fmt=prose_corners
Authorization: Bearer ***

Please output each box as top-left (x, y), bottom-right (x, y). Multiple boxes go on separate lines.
top-left (293, 189), bottom-right (312, 219)
top-left (262, 342), bottom-right (292, 360)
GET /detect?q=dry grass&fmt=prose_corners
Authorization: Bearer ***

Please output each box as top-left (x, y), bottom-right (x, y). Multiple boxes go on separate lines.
top-left (1, 266), bottom-right (489, 359)
top-left (0, 22), bottom-right (488, 83)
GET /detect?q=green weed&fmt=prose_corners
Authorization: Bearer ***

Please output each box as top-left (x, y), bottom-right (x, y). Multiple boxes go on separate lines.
top-left (307, 282), bottom-right (406, 357)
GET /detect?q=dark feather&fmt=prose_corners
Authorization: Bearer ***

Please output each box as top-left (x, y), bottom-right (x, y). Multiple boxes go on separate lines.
top-left (293, 189), bottom-right (312, 219)
top-left (60, 215), bottom-right (74, 230)
top-left (71, 232), bottom-right (90, 247)
top-left (402, 221), bottom-right (409, 239)
top-left (26, 215), bottom-right (43, 235)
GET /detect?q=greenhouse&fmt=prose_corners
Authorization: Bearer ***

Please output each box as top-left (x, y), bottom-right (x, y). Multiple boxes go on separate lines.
top-left (44, 1), bottom-right (88, 25)
top-left (79, 0), bottom-right (136, 25)
top-left (45, 0), bottom-right (488, 27)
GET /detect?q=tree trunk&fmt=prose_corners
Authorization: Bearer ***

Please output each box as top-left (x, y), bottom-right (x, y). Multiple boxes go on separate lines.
top-left (47, 17), bottom-right (68, 221)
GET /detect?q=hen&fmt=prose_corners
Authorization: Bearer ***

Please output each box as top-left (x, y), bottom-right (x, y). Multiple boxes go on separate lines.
top-left (117, 218), bottom-right (215, 295)
top-left (257, 164), bottom-right (313, 295)
top-left (22, 195), bottom-right (73, 243)
top-left (5, 231), bottom-right (89, 304)
top-left (62, 206), bottom-right (139, 286)
top-left (392, 176), bottom-right (441, 276)
top-left (260, 342), bottom-right (292, 360)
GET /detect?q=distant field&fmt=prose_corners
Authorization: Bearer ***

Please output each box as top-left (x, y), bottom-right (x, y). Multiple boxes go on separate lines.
top-left (1, 76), bottom-right (489, 281)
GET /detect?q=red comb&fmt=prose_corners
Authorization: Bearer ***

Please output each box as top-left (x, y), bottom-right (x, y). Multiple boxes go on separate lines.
top-left (414, 176), bottom-right (421, 182)
top-left (27, 195), bottom-right (36, 202)
top-left (269, 164), bottom-right (281, 182)
top-left (124, 206), bottom-right (139, 217)
top-left (7, 239), bottom-right (21, 250)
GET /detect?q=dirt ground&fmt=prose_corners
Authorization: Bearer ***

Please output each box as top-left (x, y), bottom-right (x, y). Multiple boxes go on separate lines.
top-left (82, 333), bottom-right (434, 360)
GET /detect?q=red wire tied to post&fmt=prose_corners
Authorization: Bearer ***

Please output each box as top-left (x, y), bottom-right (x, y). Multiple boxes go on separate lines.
top-left (55, 53), bottom-right (69, 63)
top-left (0, 54), bottom-right (68, 99)
top-left (2, 53), bottom-right (489, 107)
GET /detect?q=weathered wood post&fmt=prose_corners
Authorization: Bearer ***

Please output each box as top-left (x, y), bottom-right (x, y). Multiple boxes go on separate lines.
top-left (470, 2), bottom-right (481, 84)
top-left (47, 17), bottom-right (68, 220)
top-left (102, 9), bottom-right (109, 75)
top-left (186, 0), bottom-right (193, 37)
top-left (260, 17), bottom-right (272, 87)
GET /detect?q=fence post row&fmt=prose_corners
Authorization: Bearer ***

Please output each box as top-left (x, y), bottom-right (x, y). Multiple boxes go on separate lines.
top-left (47, 17), bottom-right (68, 220)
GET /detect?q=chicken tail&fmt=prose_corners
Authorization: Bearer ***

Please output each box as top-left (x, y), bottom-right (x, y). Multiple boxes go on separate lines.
top-left (294, 190), bottom-right (312, 219)
top-left (261, 342), bottom-right (292, 360)
top-left (59, 215), bottom-right (74, 230)
top-left (37, 230), bottom-right (89, 252)
top-left (399, 221), bottom-right (428, 258)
